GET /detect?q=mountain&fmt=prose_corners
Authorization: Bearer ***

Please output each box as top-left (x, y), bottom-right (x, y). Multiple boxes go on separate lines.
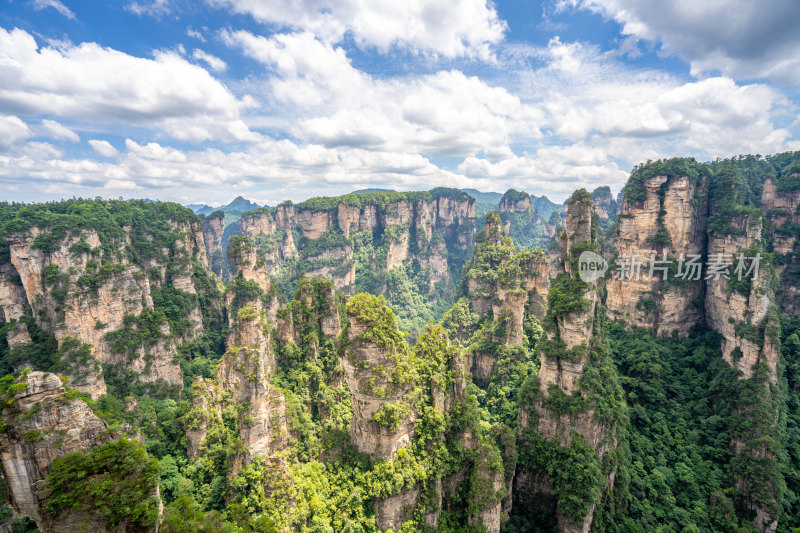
top-left (230, 188), bottom-right (476, 334)
top-left (185, 202), bottom-right (215, 215)
top-left (1, 151), bottom-right (800, 532)
top-left (186, 196), bottom-right (260, 219)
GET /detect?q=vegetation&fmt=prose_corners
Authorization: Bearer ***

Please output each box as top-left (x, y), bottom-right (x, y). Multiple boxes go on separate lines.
top-left (45, 438), bottom-right (160, 529)
top-left (2, 152), bottom-right (800, 531)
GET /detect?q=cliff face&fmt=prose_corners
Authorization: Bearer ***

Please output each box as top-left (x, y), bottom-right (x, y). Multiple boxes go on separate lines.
top-left (342, 298), bottom-right (415, 460)
top-left (496, 189), bottom-right (555, 251)
top-left (763, 176), bottom-right (800, 316)
top-left (0, 206), bottom-right (213, 399)
top-left (606, 173), bottom-right (707, 335)
top-left (0, 372), bottom-right (112, 531)
top-left (517, 190), bottom-right (625, 533)
top-left (236, 190), bottom-right (474, 296)
top-left (187, 237), bottom-right (287, 466)
top-left (499, 194), bottom-right (531, 214)
top-left (590, 186), bottom-right (617, 221)
top-left (604, 159), bottom-right (793, 532)
top-left (0, 371), bottom-right (160, 533)
top-left (459, 212), bottom-right (549, 380)
top-left (202, 211), bottom-right (226, 279)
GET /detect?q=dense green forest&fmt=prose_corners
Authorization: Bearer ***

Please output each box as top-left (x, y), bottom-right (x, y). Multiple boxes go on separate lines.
top-left (0, 152), bottom-right (799, 532)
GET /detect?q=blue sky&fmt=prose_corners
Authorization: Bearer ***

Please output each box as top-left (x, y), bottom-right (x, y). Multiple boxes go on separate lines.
top-left (1, 0), bottom-right (799, 205)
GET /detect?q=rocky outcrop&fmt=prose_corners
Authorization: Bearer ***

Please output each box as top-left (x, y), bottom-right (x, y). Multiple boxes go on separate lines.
top-left (238, 190), bottom-right (475, 295)
top-left (342, 297), bottom-right (414, 460)
top-left (606, 174), bottom-right (707, 335)
top-left (461, 212), bottom-right (549, 380)
top-left (517, 190), bottom-right (623, 533)
top-left (0, 372), bottom-right (130, 532)
top-left (590, 186), bottom-right (617, 221)
top-left (704, 215), bottom-right (777, 381)
top-left (202, 211), bottom-right (226, 279)
top-left (762, 177), bottom-right (800, 316)
top-left (187, 245), bottom-right (288, 466)
top-left (499, 192), bottom-right (531, 214)
top-left (0, 219), bottom-right (212, 397)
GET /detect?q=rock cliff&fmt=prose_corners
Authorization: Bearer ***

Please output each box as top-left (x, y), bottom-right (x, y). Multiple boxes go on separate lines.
top-left (236, 189), bottom-right (475, 307)
top-left (0, 371), bottom-right (160, 532)
top-left (762, 175), bottom-right (800, 316)
top-left (516, 189), bottom-right (625, 533)
top-left (606, 167), bottom-right (707, 335)
top-left (202, 211), bottom-right (226, 279)
top-left (0, 202), bottom-right (215, 399)
top-left (457, 212), bottom-right (549, 380)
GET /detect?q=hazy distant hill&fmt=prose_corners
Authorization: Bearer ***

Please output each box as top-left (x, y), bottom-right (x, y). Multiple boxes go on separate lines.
top-left (186, 196), bottom-right (260, 220)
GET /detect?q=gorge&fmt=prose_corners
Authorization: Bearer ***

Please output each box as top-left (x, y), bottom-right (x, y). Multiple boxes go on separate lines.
top-left (0, 152), bottom-right (799, 532)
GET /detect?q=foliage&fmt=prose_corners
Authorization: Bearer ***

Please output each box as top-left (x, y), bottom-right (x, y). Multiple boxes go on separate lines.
top-left (623, 158), bottom-right (704, 205)
top-left (45, 438), bottom-right (160, 529)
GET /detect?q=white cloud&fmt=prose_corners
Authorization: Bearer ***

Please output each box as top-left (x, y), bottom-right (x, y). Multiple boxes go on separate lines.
top-left (0, 27), bottom-right (255, 143)
top-left (209, 0), bottom-right (506, 58)
top-left (0, 115), bottom-right (32, 148)
top-left (0, 135), bottom-right (482, 203)
top-left (186, 26), bottom-right (206, 42)
top-left (88, 139), bottom-right (119, 157)
top-left (126, 0), bottom-right (171, 17)
top-left (192, 49), bottom-right (227, 72)
top-left (31, 0), bottom-right (76, 20)
top-left (223, 30), bottom-right (542, 158)
top-left (458, 144), bottom-right (628, 197)
top-left (40, 119), bottom-right (79, 142)
top-left (506, 38), bottom-right (797, 160)
top-left (569, 0), bottom-right (800, 86)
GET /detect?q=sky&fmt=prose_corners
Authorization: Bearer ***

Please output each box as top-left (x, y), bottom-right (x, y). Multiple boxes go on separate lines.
top-left (1, 0), bottom-right (800, 206)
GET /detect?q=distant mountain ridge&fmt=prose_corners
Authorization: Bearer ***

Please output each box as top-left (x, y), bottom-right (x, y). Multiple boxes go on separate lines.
top-left (186, 195), bottom-right (260, 218)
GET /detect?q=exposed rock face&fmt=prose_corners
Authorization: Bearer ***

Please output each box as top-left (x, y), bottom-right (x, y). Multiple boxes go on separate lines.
top-left (187, 256), bottom-right (288, 467)
top-left (499, 194), bottom-right (531, 214)
top-left (0, 218), bottom-right (209, 397)
top-left (373, 486), bottom-right (420, 532)
top-left (202, 211), bottom-right (226, 279)
top-left (0, 372), bottom-right (117, 532)
top-left (590, 186), bottom-right (617, 221)
top-left (461, 213), bottom-right (549, 380)
top-left (606, 174), bottom-right (707, 335)
top-left (604, 163), bottom-right (787, 532)
top-left (518, 191), bottom-right (622, 533)
top-left (762, 177), bottom-right (800, 316)
top-left (0, 263), bottom-right (26, 323)
top-left (237, 190), bottom-right (475, 294)
top-left (342, 311), bottom-right (413, 460)
top-left (704, 215), bottom-right (777, 380)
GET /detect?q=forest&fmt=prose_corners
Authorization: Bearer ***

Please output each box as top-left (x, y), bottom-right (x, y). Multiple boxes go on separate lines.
top-left (0, 152), bottom-right (799, 532)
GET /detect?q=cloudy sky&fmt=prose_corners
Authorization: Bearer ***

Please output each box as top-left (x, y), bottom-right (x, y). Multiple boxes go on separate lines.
top-left (1, 0), bottom-right (799, 205)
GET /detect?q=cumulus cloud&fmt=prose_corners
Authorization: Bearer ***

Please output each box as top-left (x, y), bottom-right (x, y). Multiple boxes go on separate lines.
top-left (31, 0), bottom-right (76, 20)
top-left (0, 115), bottom-right (32, 148)
top-left (88, 139), bottom-right (119, 157)
top-left (40, 119), bottom-right (79, 142)
top-left (507, 37), bottom-right (797, 161)
top-left (209, 0), bottom-right (506, 58)
top-left (192, 49), bottom-right (227, 72)
top-left (223, 30), bottom-right (541, 158)
top-left (0, 27), bottom-right (255, 142)
top-left (0, 136), bottom-right (482, 203)
top-left (568, 0), bottom-right (800, 86)
top-left (3, 16), bottom-right (799, 203)
top-left (458, 144), bottom-right (628, 197)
